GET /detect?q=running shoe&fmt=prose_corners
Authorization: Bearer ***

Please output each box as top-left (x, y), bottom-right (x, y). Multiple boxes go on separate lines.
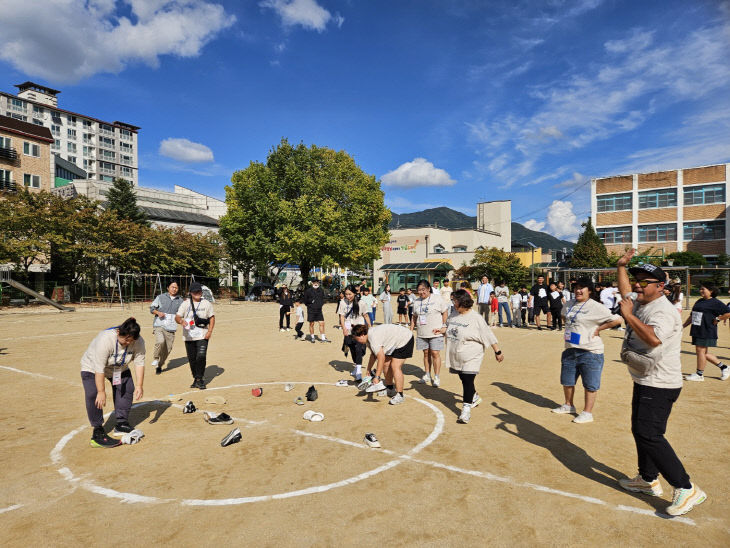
top-left (388, 393), bottom-right (405, 405)
top-left (721, 367), bottom-right (730, 381)
top-left (572, 411), bottom-right (594, 424)
top-left (182, 400), bottom-right (197, 414)
top-left (155, 366), bottom-right (162, 375)
top-left (221, 427), bottom-right (242, 447)
top-left (472, 393), bottom-right (482, 408)
top-left (196, 379), bottom-right (207, 390)
top-left (420, 373), bottom-right (431, 384)
top-left (458, 403), bottom-right (471, 424)
top-left (551, 404), bottom-right (576, 414)
top-left (366, 380), bottom-right (386, 393)
top-left (684, 373), bottom-right (704, 382)
top-left (432, 374), bottom-right (440, 387)
top-left (204, 412), bottom-right (233, 425)
top-left (618, 474), bottom-right (663, 496)
top-left (89, 427), bottom-right (122, 448)
top-left (364, 433), bottom-right (381, 448)
top-left (112, 422), bottom-right (134, 437)
top-left (666, 484), bottom-right (707, 516)
top-left (357, 377), bottom-right (372, 392)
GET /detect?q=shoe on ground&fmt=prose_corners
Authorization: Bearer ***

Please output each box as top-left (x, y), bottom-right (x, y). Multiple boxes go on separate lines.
top-left (364, 433), bottom-right (381, 448)
top-left (112, 422), bottom-right (134, 436)
top-left (155, 366), bottom-right (162, 375)
top-left (432, 374), bottom-right (440, 387)
top-left (420, 373), bottom-right (431, 384)
top-left (552, 404), bottom-right (577, 414)
top-left (90, 426), bottom-right (122, 448)
top-left (721, 367), bottom-right (730, 381)
top-left (280, 328), bottom-right (285, 332)
top-left (458, 403), bottom-right (471, 424)
top-left (221, 427), bottom-right (242, 447)
top-left (182, 400), bottom-right (197, 414)
top-left (205, 412), bottom-right (233, 425)
top-left (366, 380), bottom-right (386, 393)
top-left (472, 393), bottom-right (482, 408)
top-left (666, 484), bottom-right (707, 516)
top-left (389, 393), bottom-right (405, 405)
top-left (572, 411), bottom-right (594, 424)
top-left (684, 373), bottom-right (704, 382)
top-left (618, 474), bottom-right (663, 496)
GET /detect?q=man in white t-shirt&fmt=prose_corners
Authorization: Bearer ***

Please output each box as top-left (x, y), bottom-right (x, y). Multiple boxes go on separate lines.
top-left (476, 275), bottom-right (493, 324)
top-left (600, 282), bottom-right (619, 313)
top-left (432, 280), bottom-right (441, 296)
top-left (615, 250), bottom-right (705, 517)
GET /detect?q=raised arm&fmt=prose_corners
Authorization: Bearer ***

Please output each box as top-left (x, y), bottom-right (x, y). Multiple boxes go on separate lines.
top-left (617, 248), bottom-right (636, 298)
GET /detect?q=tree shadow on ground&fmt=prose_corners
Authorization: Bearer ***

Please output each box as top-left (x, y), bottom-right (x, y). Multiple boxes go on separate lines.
top-left (162, 356), bottom-right (188, 372)
top-left (490, 401), bottom-right (669, 513)
top-left (491, 382), bottom-right (561, 410)
top-left (103, 400), bottom-right (172, 430)
top-left (203, 365), bottom-right (225, 386)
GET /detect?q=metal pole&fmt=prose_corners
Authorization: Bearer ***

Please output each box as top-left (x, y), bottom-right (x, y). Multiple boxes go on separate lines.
top-left (531, 247), bottom-right (535, 286)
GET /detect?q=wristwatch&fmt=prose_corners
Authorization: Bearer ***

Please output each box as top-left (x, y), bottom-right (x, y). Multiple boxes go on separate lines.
top-left (494, 350), bottom-right (502, 356)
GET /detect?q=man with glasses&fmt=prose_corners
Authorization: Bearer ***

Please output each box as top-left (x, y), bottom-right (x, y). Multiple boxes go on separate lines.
top-left (615, 249), bottom-right (706, 516)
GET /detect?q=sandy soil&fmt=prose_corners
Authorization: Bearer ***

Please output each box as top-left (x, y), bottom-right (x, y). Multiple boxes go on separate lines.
top-left (0, 300), bottom-right (728, 547)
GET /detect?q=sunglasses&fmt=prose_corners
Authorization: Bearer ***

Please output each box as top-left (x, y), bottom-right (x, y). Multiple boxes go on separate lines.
top-left (632, 279), bottom-right (662, 288)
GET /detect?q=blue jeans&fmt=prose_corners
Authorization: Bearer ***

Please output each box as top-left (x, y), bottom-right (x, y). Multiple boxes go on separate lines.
top-left (497, 302), bottom-right (512, 326)
top-left (560, 348), bottom-right (604, 391)
top-left (368, 311), bottom-right (375, 324)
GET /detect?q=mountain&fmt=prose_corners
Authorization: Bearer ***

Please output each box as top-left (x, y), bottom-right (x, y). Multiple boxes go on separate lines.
top-left (389, 206), bottom-right (574, 251)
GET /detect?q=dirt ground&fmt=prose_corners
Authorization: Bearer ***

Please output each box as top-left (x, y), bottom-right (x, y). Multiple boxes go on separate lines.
top-left (0, 300), bottom-right (728, 547)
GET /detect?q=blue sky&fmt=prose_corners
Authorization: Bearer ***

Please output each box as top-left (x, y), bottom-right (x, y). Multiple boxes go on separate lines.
top-left (1, 0), bottom-right (729, 241)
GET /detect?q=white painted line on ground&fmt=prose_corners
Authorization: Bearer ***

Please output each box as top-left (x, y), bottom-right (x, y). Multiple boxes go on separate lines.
top-left (0, 365), bottom-right (58, 381)
top-left (0, 504), bottom-right (24, 514)
top-left (0, 330), bottom-right (99, 342)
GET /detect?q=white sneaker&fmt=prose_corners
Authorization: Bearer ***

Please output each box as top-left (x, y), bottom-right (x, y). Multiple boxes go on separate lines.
top-left (366, 380), bottom-right (386, 393)
top-left (389, 393), bottom-right (404, 405)
top-left (280, 328), bottom-right (285, 332)
top-left (472, 393), bottom-right (482, 408)
top-left (666, 484), bottom-right (707, 516)
top-left (151, 360), bottom-right (159, 367)
top-left (420, 373), bottom-right (431, 384)
top-left (551, 404), bottom-right (576, 414)
top-left (685, 373), bottom-right (704, 382)
top-left (432, 374), bottom-right (440, 387)
top-left (458, 403), bottom-right (471, 423)
top-left (572, 411), bottom-right (594, 424)
top-left (618, 474), bottom-right (663, 496)
top-left (721, 367), bottom-right (730, 381)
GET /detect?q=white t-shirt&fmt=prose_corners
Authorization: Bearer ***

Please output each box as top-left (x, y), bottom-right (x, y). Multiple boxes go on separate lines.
top-left (495, 285), bottom-right (509, 303)
top-left (674, 293), bottom-right (684, 314)
top-left (509, 293), bottom-right (521, 308)
top-left (432, 287), bottom-right (441, 295)
top-left (367, 324), bottom-right (413, 356)
top-left (562, 298), bottom-right (621, 354)
top-left (359, 294), bottom-right (376, 312)
top-left (80, 329), bottom-right (146, 377)
top-left (413, 295), bottom-right (447, 339)
top-left (339, 298), bottom-right (368, 330)
top-left (176, 298), bottom-right (215, 341)
top-left (295, 305), bottom-right (304, 323)
top-left (600, 287), bottom-right (619, 309)
top-left (446, 310), bottom-right (498, 373)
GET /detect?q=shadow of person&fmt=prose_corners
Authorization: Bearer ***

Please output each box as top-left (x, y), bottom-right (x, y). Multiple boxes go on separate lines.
top-left (163, 356), bottom-right (188, 372)
top-left (491, 401), bottom-right (626, 492)
top-left (491, 382), bottom-right (560, 410)
top-left (203, 365), bottom-right (225, 386)
top-left (103, 400), bottom-right (172, 430)
top-left (409, 380), bottom-right (461, 417)
top-left (0, 347), bottom-right (7, 355)
top-left (329, 360), bottom-right (353, 374)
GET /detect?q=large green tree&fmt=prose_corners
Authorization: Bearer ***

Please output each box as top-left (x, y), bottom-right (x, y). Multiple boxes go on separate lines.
top-left (106, 177), bottom-right (149, 226)
top-left (220, 139), bottom-right (391, 280)
top-left (466, 247), bottom-right (530, 289)
top-left (666, 251), bottom-right (707, 266)
top-left (570, 217), bottom-right (610, 268)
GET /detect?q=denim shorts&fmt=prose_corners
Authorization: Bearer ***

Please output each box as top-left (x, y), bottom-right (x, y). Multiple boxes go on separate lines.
top-left (560, 348), bottom-right (604, 391)
top-left (416, 336), bottom-right (444, 351)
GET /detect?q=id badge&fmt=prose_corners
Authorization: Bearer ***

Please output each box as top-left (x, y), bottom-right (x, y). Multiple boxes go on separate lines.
top-left (691, 311), bottom-right (702, 326)
top-left (344, 320), bottom-right (352, 330)
top-left (112, 368), bottom-right (122, 386)
top-left (419, 315), bottom-right (427, 325)
top-left (564, 331), bottom-right (580, 344)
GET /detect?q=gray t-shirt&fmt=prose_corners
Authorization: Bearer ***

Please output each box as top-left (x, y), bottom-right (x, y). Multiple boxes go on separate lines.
top-left (367, 324), bottom-right (413, 356)
top-left (562, 298), bottom-right (621, 354)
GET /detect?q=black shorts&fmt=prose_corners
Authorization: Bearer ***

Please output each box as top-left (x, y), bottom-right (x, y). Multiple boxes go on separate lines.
top-left (534, 303), bottom-right (549, 315)
top-left (397, 307), bottom-right (407, 315)
top-left (388, 335), bottom-right (414, 359)
top-left (307, 309), bottom-right (324, 322)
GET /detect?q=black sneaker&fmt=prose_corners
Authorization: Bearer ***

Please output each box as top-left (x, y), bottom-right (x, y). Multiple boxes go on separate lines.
top-left (197, 379), bottom-right (207, 390)
top-left (155, 366), bottom-right (162, 375)
top-left (221, 427), bottom-right (242, 447)
top-left (364, 433), bottom-right (381, 448)
top-left (113, 422), bottom-right (133, 436)
top-left (190, 381), bottom-right (197, 388)
top-left (183, 400), bottom-right (197, 414)
top-left (205, 412), bottom-right (233, 425)
top-left (90, 427), bottom-right (122, 448)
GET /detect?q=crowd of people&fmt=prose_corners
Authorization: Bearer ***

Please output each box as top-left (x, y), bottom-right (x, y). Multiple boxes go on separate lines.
top-left (77, 248), bottom-right (725, 517)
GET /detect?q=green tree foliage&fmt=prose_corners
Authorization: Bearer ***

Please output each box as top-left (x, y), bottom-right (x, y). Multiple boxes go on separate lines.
top-left (570, 217), bottom-right (610, 268)
top-left (106, 177), bottom-right (149, 226)
top-left (666, 251), bottom-right (707, 266)
top-left (220, 139), bottom-right (391, 280)
top-left (466, 247), bottom-right (530, 289)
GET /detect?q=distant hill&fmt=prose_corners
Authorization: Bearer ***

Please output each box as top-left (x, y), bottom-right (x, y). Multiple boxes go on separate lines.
top-left (389, 206), bottom-right (574, 251)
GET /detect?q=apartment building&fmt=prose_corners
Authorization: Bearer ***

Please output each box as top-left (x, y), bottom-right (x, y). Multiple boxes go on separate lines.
top-left (0, 82), bottom-right (139, 186)
top-left (592, 163), bottom-right (730, 260)
top-left (0, 114), bottom-right (53, 193)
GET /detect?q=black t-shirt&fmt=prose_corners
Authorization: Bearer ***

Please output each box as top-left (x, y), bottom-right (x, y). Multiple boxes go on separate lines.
top-left (689, 297), bottom-right (728, 339)
top-left (530, 284), bottom-right (549, 305)
top-left (304, 286), bottom-right (325, 310)
top-left (397, 294), bottom-right (408, 308)
top-left (548, 290), bottom-right (563, 310)
top-left (519, 290), bottom-right (529, 308)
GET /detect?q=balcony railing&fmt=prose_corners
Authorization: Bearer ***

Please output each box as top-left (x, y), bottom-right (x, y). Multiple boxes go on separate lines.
top-left (0, 146), bottom-right (19, 163)
top-left (0, 177), bottom-right (17, 192)
top-left (99, 166), bottom-right (116, 175)
top-left (99, 128), bottom-right (115, 137)
top-left (9, 103), bottom-right (26, 113)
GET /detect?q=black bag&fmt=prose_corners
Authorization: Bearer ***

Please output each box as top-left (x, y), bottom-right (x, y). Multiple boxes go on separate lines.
top-left (191, 296), bottom-right (210, 327)
top-left (306, 385), bottom-right (318, 401)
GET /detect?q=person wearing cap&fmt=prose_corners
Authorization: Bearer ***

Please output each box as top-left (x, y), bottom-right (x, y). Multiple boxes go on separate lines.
top-left (149, 281), bottom-right (182, 375)
top-left (303, 279), bottom-right (328, 343)
top-left (615, 249), bottom-right (706, 516)
top-left (175, 282), bottom-right (215, 389)
top-left (551, 278), bottom-right (622, 424)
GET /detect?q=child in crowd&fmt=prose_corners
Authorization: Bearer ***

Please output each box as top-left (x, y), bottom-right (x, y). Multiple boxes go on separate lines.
top-left (406, 288), bottom-right (415, 323)
top-left (396, 288), bottom-right (409, 325)
top-left (489, 291), bottom-right (498, 327)
top-left (510, 289), bottom-right (522, 327)
top-left (293, 299), bottom-right (305, 340)
top-left (519, 286), bottom-right (529, 327)
top-left (548, 282), bottom-right (564, 330)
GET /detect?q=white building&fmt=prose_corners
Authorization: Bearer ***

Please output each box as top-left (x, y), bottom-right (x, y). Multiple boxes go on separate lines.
top-left (0, 82), bottom-right (139, 186)
top-left (373, 201), bottom-right (511, 290)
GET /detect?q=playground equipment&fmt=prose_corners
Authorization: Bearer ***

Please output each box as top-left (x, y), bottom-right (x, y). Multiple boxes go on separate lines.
top-left (0, 269), bottom-right (75, 312)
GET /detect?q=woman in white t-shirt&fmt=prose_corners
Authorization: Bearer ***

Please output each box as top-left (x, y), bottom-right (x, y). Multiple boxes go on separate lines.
top-left (411, 279), bottom-right (448, 387)
top-left (553, 278), bottom-right (622, 424)
top-left (433, 289), bottom-right (503, 424)
top-left (355, 323), bottom-right (414, 405)
top-left (175, 282), bottom-right (215, 390)
top-left (339, 285), bottom-right (371, 381)
top-left (379, 284), bottom-right (393, 324)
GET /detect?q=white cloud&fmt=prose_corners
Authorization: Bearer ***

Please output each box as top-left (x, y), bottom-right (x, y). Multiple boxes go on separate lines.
top-left (381, 158), bottom-right (456, 188)
top-left (546, 200), bottom-right (581, 239)
top-left (159, 138), bottom-right (214, 163)
top-left (524, 219), bottom-right (546, 231)
top-left (554, 171), bottom-right (589, 189)
top-left (0, 0), bottom-right (235, 83)
top-left (260, 0), bottom-right (340, 32)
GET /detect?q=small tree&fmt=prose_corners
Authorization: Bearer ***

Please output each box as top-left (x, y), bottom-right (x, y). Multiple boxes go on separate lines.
top-left (469, 247), bottom-right (530, 289)
top-left (106, 178), bottom-right (148, 226)
top-left (570, 217), bottom-right (610, 268)
top-left (666, 251), bottom-right (707, 266)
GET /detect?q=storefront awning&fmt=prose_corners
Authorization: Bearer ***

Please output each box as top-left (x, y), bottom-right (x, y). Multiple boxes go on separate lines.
top-left (380, 262), bottom-right (454, 272)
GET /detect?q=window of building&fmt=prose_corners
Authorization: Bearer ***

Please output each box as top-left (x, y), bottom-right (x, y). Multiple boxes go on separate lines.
top-left (638, 188), bottom-right (677, 209)
top-left (101, 175), bottom-right (114, 182)
top-left (684, 184), bottom-right (726, 206)
top-left (101, 150), bottom-right (115, 160)
top-left (121, 166), bottom-right (132, 177)
top-left (52, 139), bottom-right (60, 151)
top-left (68, 156), bottom-right (77, 165)
top-left (10, 98), bottom-right (25, 112)
top-left (452, 245), bottom-right (467, 252)
top-left (83, 133), bottom-right (93, 144)
top-left (0, 168), bottom-right (12, 182)
top-left (82, 119), bottom-right (92, 129)
top-left (596, 193), bottom-right (632, 212)
top-left (120, 128), bottom-right (132, 140)
top-left (51, 111), bottom-right (61, 122)
top-left (120, 142), bottom-right (132, 152)
top-left (23, 142), bottom-right (40, 157)
top-left (0, 136), bottom-right (10, 149)
top-left (33, 106), bottom-right (44, 116)
top-left (638, 223), bottom-right (677, 243)
top-left (67, 142), bottom-right (77, 153)
top-left (32, 119), bottom-right (44, 126)
top-left (10, 113), bottom-right (27, 121)
top-left (67, 128), bottom-right (76, 139)
top-left (83, 159), bottom-right (93, 170)
top-left (23, 173), bottom-right (40, 188)
top-left (683, 220), bottom-right (725, 241)
top-left (67, 114), bottom-right (77, 124)
top-left (51, 125), bottom-right (61, 137)
top-left (433, 244), bottom-right (445, 253)
top-left (121, 154), bottom-right (133, 165)
top-left (596, 226), bottom-right (632, 244)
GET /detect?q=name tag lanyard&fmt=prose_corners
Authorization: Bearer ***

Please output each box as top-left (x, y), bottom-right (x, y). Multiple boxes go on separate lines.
top-left (419, 296), bottom-right (431, 325)
top-left (112, 339), bottom-right (128, 385)
top-left (566, 300), bottom-right (588, 328)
